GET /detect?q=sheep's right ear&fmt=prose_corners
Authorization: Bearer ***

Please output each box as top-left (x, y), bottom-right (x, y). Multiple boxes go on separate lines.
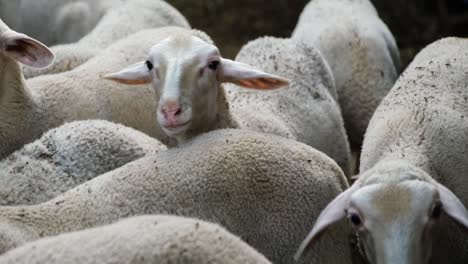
top-left (294, 185), bottom-right (357, 261)
top-left (0, 30), bottom-right (54, 68)
top-left (103, 61), bottom-right (152, 85)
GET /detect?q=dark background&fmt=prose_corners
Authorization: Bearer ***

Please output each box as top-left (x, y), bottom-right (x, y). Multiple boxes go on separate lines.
top-left (168, 0), bottom-right (468, 68)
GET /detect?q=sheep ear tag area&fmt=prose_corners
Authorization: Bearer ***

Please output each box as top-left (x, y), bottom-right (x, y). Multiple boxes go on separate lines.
top-left (103, 61), bottom-right (152, 85)
top-left (219, 58), bottom-right (289, 90)
top-left (1, 30), bottom-right (54, 68)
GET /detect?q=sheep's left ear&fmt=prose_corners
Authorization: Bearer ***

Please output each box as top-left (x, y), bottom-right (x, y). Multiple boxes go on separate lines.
top-left (103, 61), bottom-right (152, 85)
top-left (436, 182), bottom-right (468, 229)
top-left (0, 30), bottom-right (54, 68)
top-left (294, 184), bottom-right (358, 261)
top-left (219, 58), bottom-right (289, 90)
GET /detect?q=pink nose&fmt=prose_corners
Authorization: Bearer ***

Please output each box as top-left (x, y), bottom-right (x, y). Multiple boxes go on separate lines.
top-left (161, 102), bottom-right (182, 125)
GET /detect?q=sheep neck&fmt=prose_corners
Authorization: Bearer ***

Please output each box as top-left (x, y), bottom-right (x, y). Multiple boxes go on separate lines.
top-left (0, 56), bottom-right (26, 102)
top-left (213, 85), bottom-right (237, 129)
top-left (0, 56), bottom-right (45, 158)
top-left (175, 86), bottom-right (236, 144)
top-left (361, 150), bottom-right (436, 184)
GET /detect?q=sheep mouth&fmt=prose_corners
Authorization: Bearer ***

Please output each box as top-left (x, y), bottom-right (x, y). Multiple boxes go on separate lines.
top-left (162, 120), bottom-right (191, 135)
top-left (163, 120), bottom-right (191, 129)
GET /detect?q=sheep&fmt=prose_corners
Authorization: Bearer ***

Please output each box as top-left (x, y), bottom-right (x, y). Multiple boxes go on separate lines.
top-left (0, 120), bottom-right (167, 206)
top-left (292, 0), bottom-right (400, 148)
top-left (0, 215), bottom-right (272, 264)
top-left (0, 0), bottom-right (123, 46)
top-left (295, 38), bottom-right (468, 264)
top-left (0, 129), bottom-right (352, 264)
top-left (23, 0), bottom-right (190, 79)
top-left (0, 23), bottom-right (196, 159)
top-left (226, 37), bottom-right (351, 175)
top-left (105, 34), bottom-right (351, 175)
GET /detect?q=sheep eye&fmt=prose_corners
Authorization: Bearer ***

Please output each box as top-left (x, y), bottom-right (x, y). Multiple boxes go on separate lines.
top-left (208, 60), bottom-right (220, 70)
top-left (349, 213), bottom-right (362, 226)
top-left (145, 60), bottom-right (153, 71)
top-left (431, 203), bottom-right (442, 219)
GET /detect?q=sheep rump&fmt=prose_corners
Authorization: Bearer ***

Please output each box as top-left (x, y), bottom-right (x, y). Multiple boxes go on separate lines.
top-left (0, 215), bottom-right (272, 264)
top-left (226, 37), bottom-right (351, 174)
top-left (0, 120), bottom-right (167, 206)
top-left (292, 0), bottom-right (400, 147)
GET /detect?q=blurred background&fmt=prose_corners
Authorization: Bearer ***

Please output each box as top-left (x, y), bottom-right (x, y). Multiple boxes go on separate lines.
top-left (169, 0), bottom-right (468, 68)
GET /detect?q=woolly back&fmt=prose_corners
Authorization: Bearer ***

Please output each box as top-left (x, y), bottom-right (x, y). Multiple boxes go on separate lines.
top-left (232, 37), bottom-right (337, 99)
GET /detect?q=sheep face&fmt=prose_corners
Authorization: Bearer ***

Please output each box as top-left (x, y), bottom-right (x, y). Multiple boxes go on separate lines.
top-left (346, 180), bottom-right (437, 264)
top-left (296, 165), bottom-right (468, 264)
top-left (148, 35), bottom-right (222, 138)
top-left (105, 31), bottom-right (289, 143)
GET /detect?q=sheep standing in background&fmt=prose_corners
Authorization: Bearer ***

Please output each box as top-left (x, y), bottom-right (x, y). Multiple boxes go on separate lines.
top-left (23, 0), bottom-right (190, 79)
top-left (295, 38), bottom-right (468, 264)
top-left (0, 129), bottom-right (353, 264)
top-left (0, 24), bottom-right (195, 159)
top-left (106, 33), bottom-right (351, 174)
top-left (0, 0), bottom-right (123, 46)
top-left (292, 0), bottom-right (400, 148)
top-left (0, 215), bottom-right (272, 264)
top-left (0, 120), bottom-right (166, 206)
top-left (226, 37), bottom-right (351, 175)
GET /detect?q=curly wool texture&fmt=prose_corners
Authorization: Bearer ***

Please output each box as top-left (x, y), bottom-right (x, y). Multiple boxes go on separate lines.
top-left (23, 0), bottom-right (190, 78)
top-left (0, 215), bottom-right (272, 264)
top-left (292, 0), bottom-right (400, 147)
top-left (0, 129), bottom-right (351, 264)
top-left (360, 38), bottom-right (468, 263)
top-left (0, 26), bottom-right (202, 159)
top-left (226, 37), bottom-right (351, 175)
top-left (0, 120), bottom-right (166, 206)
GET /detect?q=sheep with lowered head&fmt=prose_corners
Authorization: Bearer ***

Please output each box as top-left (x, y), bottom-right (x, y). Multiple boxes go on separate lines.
top-left (0, 120), bottom-right (166, 206)
top-left (292, 0), bottom-right (400, 148)
top-left (0, 215), bottom-right (272, 264)
top-left (295, 38), bottom-right (468, 264)
top-left (105, 34), bottom-right (351, 174)
top-left (0, 129), bottom-right (352, 264)
top-left (0, 23), bottom-right (196, 159)
top-left (23, 0), bottom-right (190, 78)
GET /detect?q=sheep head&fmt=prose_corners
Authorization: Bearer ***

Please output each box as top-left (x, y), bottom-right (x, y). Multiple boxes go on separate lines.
top-left (104, 30), bottom-right (288, 143)
top-left (295, 161), bottom-right (468, 264)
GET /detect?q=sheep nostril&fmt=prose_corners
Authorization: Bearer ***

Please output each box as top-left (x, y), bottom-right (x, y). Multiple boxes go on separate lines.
top-left (161, 105), bottom-right (182, 119)
top-left (160, 108), bottom-right (167, 117)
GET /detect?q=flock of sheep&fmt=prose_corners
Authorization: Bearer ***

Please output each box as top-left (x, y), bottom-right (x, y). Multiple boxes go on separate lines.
top-left (0, 0), bottom-right (466, 263)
